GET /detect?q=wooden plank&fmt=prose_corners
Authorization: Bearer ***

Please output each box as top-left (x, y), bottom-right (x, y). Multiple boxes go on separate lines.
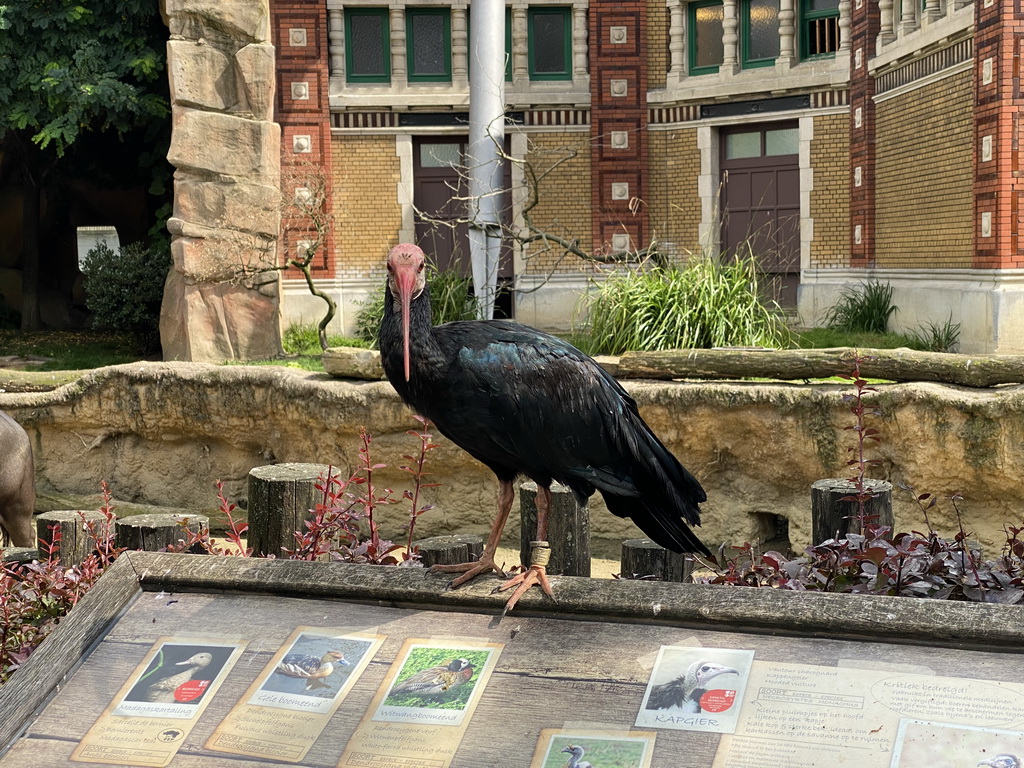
top-left (14, 590), bottom-right (1024, 767)
top-left (617, 346), bottom-right (1024, 387)
top-left (0, 556), bottom-right (141, 750)
top-left (125, 552), bottom-right (1024, 651)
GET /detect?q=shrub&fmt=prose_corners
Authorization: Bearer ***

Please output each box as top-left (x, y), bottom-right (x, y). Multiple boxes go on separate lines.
top-left (576, 255), bottom-right (789, 355)
top-left (81, 241), bottom-right (170, 355)
top-left (906, 314), bottom-right (961, 353)
top-left (824, 281), bottom-right (897, 334)
top-left (355, 266), bottom-right (479, 345)
top-left (282, 323), bottom-right (371, 355)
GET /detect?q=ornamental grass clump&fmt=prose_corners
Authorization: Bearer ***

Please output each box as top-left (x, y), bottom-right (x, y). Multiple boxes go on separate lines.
top-left (824, 280), bottom-right (898, 334)
top-left (577, 254), bottom-right (789, 355)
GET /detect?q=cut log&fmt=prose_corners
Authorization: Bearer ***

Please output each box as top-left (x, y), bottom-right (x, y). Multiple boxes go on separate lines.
top-left (114, 513), bottom-right (209, 553)
top-left (811, 478), bottom-right (894, 544)
top-left (620, 538), bottom-right (694, 582)
top-left (617, 347), bottom-right (1024, 387)
top-left (248, 463), bottom-right (333, 558)
top-left (1, 547), bottom-right (38, 564)
top-left (414, 534), bottom-right (484, 567)
top-left (35, 510), bottom-right (108, 567)
top-left (519, 481), bottom-right (590, 577)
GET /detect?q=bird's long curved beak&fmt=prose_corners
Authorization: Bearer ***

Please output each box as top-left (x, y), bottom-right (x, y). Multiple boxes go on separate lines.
top-left (394, 267), bottom-right (418, 382)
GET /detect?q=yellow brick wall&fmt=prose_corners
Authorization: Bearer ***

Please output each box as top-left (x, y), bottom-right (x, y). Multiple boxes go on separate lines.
top-left (875, 70), bottom-right (973, 268)
top-left (647, 127), bottom-right (701, 258)
top-left (331, 135), bottom-right (402, 278)
top-left (647, 0), bottom-right (668, 91)
top-left (809, 113), bottom-right (850, 268)
top-left (521, 130), bottom-right (593, 274)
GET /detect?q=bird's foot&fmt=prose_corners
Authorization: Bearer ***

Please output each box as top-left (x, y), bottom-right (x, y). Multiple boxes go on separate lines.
top-left (493, 564), bottom-right (555, 615)
top-left (430, 551), bottom-right (507, 589)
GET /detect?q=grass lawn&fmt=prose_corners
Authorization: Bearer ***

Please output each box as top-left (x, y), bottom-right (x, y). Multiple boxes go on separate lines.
top-left (0, 324), bottom-right (933, 374)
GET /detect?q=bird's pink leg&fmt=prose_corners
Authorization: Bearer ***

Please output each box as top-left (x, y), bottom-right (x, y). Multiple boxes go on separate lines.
top-left (495, 484), bottom-right (555, 614)
top-left (431, 480), bottom-right (514, 587)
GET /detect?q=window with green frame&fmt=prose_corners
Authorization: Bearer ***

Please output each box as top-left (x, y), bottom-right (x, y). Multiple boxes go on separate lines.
top-left (800, 0), bottom-right (840, 59)
top-left (688, 0), bottom-right (724, 75)
top-left (407, 7), bottom-right (452, 82)
top-left (528, 7), bottom-right (571, 81)
top-left (741, 0), bottom-right (780, 68)
top-left (345, 8), bottom-right (390, 83)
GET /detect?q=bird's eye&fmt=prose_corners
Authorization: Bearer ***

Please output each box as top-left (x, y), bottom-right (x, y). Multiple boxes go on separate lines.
top-left (417, 262), bottom-right (425, 272)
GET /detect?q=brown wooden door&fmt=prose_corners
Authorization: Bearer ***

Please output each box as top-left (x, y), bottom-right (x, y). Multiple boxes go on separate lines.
top-left (720, 123), bottom-right (800, 307)
top-left (412, 138), bottom-right (513, 280)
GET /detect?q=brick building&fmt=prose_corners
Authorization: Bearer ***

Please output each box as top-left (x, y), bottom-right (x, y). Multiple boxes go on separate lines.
top-left (269, 0), bottom-right (1023, 353)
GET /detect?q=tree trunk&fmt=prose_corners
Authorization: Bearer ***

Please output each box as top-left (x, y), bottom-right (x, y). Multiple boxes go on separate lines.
top-left (617, 347), bottom-right (1024, 387)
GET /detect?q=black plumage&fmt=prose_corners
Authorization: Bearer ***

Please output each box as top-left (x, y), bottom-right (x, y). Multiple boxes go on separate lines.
top-left (379, 244), bottom-right (708, 609)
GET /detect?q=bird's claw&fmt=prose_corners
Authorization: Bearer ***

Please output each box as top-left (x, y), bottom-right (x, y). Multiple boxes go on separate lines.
top-left (494, 564), bottom-right (555, 615)
top-left (430, 553), bottom-right (506, 589)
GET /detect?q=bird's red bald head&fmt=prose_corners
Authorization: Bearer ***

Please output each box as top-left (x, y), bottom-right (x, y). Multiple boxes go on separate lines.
top-left (386, 244), bottom-right (427, 382)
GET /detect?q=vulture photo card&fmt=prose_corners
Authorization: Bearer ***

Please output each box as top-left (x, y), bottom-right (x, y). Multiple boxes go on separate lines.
top-left (635, 646), bottom-right (755, 734)
top-left (530, 729), bottom-right (657, 768)
top-left (71, 637), bottom-right (245, 767)
top-left (207, 627), bottom-right (384, 763)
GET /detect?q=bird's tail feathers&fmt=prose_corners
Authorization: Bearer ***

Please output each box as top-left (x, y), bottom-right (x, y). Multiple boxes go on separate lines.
top-left (603, 492), bottom-right (711, 556)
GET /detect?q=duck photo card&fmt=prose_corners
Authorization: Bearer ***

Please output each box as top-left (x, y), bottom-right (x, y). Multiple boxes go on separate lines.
top-left (207, 627), bottom-right (385, 763)
top-left (635, 646), bottom-right (755, 734)
top-left (71, 637), bottom-right (245, 767)
top-left (337, 638), bottom-right (503, 768)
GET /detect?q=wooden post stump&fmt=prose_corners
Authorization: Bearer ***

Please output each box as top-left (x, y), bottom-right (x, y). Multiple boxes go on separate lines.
top-left (35, 510), bottom-right (107, 567)
top-left (115, 514), bottom-right (209, 553)
top-left (811, 478), bottom-right (894, 544)
top-left (248, 463), bottom-right (333, 557)
top-left (620, 538), bottom-right (694, 583)
top-left (414, 534), bottom-right (484, 567)
top-left (519, 481), bottom-right (590, 577)
top-left (1, 547), bottom-right (38, 564)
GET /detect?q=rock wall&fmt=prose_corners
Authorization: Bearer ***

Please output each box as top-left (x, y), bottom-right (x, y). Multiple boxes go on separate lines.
top-left (160, 0), bottom-right (283, 361)
top-left (3, 364), bottom-right (1024, 557)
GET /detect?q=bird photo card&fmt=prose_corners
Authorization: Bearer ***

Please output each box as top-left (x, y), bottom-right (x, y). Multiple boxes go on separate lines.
top-left (337, 638), bottom-right (503, 768)
top-left (206, 626), bottom-right (385, 763)
top-left (889, 720), bottom-right (1024, 767)
top-left (635, 646), bottom-right (755, 734)
top-left (70, 636), bottom-right (246, 767)
top-left (530, 728), bottom-right (657, 768)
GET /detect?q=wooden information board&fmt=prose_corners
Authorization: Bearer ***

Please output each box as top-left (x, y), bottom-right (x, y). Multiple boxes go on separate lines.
top-left (2, 553), bottom-right (1024, 767)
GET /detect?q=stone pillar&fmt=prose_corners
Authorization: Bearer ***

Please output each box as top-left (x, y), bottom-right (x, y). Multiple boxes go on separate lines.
top-left (161, 0), bottom-right (283, 362)
top-left (667, 0), bottom-right (686, 79)
top-left (922, 0), bottom-right (941, 23)
top-left (722, 0), bottom-right (740, 74)
top-left (877, 0), bottom-right (896, 48)
top-left (452, 7), bottom-right (468, 84)
top-left (838, 0), bottom-right (851, 52)
top-left (391, 8), bottom-right (407, 82)
top-left (511, 7), bottom-right (529, 82)
top-left (328, 9), bottom-right (345, 76)
top-left (899, 0), bottom-right (919, 34)
top-left (778, 0), bottom-right (795, 67)
top-left (572, 6), bottom-right (589, 78)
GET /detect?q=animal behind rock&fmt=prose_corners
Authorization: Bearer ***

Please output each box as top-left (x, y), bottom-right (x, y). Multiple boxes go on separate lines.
top-left (0, 410), bottom-right (35, 548)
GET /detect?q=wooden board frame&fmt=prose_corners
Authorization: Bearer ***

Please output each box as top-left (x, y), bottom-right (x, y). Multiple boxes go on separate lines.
top-left (3, 551), bottom-right (1024, 755)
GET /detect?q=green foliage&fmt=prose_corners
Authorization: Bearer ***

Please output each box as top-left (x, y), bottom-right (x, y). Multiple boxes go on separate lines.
top-left (824, 281), bottom-right (898, 334)
top-left (81, 241), bottom-right (170, 355)
top-left (282, 323), bottom-right (371, 356)
top-left (383, 647), bottom-right (491, 710)
top-left (0, 0), bottom-right (168, 155)
top-left (355, 266), bottom-right (480, 344)
top-left (576, 256), bottom-right (789, 355)
top-left (906, 315), bottom-right (961, 353)
top-left (793, 328), bottom-right (921, 350)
